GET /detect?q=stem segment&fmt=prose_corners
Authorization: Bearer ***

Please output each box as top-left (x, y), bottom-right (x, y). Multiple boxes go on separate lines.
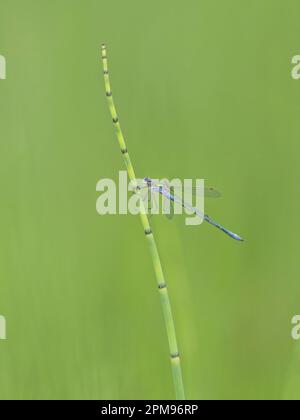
top-left (101, 44), bottom-right (185, 400)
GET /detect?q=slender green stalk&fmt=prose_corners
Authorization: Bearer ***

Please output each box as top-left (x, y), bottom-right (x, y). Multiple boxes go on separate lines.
top-left (101, 44), bottom-right (185, 400)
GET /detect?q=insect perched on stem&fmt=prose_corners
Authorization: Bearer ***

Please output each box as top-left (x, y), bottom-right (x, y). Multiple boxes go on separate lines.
top-left (135, 178), bottom-right (244, 241)
top-left (101, 44), bottom-right (186, 400)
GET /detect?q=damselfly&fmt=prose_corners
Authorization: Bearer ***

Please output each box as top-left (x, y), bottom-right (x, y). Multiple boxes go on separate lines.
top-left (134, 178), bottom-right (244, 242)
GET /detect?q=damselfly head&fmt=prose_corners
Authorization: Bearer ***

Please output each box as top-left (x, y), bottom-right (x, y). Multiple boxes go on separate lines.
top-left (144, 177), bottom-right (152, 185)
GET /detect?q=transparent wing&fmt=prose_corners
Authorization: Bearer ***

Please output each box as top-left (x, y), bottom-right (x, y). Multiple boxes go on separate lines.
top-left (131, 179), bottom-right (221, 198)
top-left (203, 187), bottom-right (221, 198)
top-left (148, 190), bottom-right (160, 216)
top-left (170, 186), bottom-right (221, 198)
top-left (156, 180), bottom-right (221, 198)
top-left (164, 186), bottom-right (175, 220)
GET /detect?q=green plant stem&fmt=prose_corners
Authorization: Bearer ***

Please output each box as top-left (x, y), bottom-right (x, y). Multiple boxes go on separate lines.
top-left (101, 44), bottom-right (185, 400)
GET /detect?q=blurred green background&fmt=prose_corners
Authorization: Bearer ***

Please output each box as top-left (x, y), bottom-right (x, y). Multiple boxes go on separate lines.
top-left (1, 0), bottom-right (300, 400)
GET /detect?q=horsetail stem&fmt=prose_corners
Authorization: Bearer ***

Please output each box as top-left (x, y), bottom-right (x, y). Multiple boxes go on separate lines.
top-left (101, 44), bottom-right (185, 400)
